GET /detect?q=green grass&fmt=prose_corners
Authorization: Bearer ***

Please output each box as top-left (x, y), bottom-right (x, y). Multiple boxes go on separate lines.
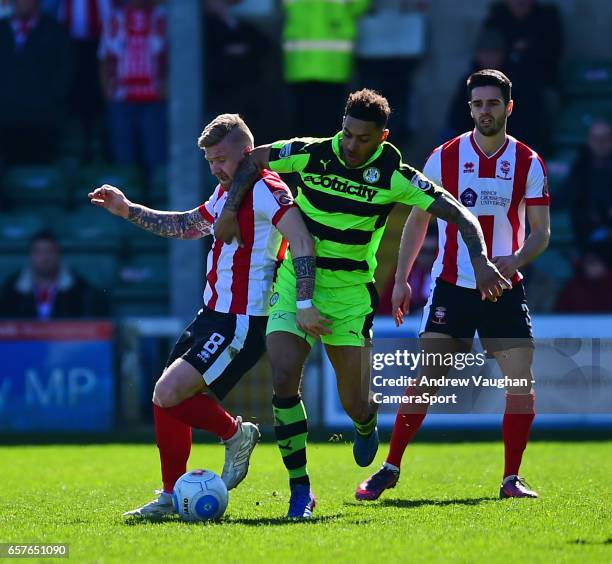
top-left (1, 441), bottom-right (610, 563)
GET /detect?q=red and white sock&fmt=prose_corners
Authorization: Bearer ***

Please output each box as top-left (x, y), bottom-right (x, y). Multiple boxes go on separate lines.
top-left (385, 387), bottom-right (429, 468)
top-left (502, 392), bottom-right (536, 479)
top-left (165, 393), bottom-right (238, 441)
top-left (154, 403), bottom-right (192, 494)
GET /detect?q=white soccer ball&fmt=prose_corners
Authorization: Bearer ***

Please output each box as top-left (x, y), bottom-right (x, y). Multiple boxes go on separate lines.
top-left (172, 469), bottom-right (228, 521)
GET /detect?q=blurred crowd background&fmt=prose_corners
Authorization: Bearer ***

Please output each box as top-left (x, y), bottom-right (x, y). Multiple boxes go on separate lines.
top-left (1, 0), bottom-right (612, 322)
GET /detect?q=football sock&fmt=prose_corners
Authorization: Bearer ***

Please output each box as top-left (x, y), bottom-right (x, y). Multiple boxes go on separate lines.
top-left (272, 394), bottom-right (309, 487)
top-left (154, 403), bottom-right (192, 493)
top-left (165, 393), bottom-right (238, 441)
top-left (502, 391), bottom-right (536, 478)
top-left (353, 413), bottom-right (377, 436)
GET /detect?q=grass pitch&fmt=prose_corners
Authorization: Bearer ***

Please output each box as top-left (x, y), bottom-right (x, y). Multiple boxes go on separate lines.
top-left (1, 441), bottom-right (610, 563)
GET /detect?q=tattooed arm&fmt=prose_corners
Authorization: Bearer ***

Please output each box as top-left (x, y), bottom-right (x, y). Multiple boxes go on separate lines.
top-left (88, 184), bottom-right (211, 239)
top-left (426, 192), bottom-right (511, 300)
top-left (274, 208), bottom-right (331, 338)
top-left (214, 146), bottom-right (272, 245)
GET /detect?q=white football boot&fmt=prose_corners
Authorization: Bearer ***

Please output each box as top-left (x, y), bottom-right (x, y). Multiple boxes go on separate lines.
top-left (123, 490), bottom-right (175, 519)
top-left (221, 416), bottom-right (261, 490)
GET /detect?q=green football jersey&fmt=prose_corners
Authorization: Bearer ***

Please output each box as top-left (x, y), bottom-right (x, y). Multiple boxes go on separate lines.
top-left (268, 132), bottom-right (443, 287)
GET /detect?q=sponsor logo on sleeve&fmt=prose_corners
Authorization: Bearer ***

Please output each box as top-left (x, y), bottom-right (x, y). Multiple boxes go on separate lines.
top-left (542, 177), bottom-right (549, 197)
top-left (272, 189), bottom-right (293, 206)
top-left (278, 143), bottom-right (292, 158)
top-left (411, 171), bottom-right (434, 192)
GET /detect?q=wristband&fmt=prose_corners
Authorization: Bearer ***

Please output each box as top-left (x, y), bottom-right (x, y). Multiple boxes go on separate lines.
top-left (296, 299), bottom-right (313, 309)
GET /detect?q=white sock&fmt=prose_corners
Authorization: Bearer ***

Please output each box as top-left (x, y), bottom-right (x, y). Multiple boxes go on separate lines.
top-left (383, 462), bottom-right (400, 473)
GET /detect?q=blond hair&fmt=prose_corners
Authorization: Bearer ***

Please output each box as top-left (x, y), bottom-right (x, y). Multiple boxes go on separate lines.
top-left (197, 113), bottom-right (254, 149)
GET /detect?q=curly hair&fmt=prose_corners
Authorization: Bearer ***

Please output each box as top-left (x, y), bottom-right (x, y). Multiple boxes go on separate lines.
top-left (344, 89), bottom-right (391, 128)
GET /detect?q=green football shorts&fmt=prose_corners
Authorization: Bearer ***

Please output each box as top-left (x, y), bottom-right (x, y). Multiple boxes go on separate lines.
top-left (266, 265), bottom-right (378, 347)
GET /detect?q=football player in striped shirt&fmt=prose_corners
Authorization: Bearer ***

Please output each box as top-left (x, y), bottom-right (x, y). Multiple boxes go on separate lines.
top-left (89, 114), bottom-right (328, 518)
top-left (213, 90), bottom-right (511, 518)
top-left (356, 70), bottom-right (550, 502)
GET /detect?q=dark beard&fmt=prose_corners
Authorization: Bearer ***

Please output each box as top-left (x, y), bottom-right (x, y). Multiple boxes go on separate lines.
top-left (475, 117), bottom-right (505, 137)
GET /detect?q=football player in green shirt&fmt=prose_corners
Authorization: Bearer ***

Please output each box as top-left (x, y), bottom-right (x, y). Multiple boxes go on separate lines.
top-left (214, 89), bottom-right (510, 518)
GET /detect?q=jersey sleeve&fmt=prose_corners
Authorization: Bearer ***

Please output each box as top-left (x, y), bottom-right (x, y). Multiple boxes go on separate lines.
top-left (422, 148), bottom-right (443, 185)
top-left (525, 154), bottom-right (550, 206)
top-left (253, 175), bottom-right (295, 226)
top-left (197, 185), bottom-right (222, 224)
top-left (390, 162), bottom-right (445, 211)
top-left (268, 138), bottom-right (313, 173)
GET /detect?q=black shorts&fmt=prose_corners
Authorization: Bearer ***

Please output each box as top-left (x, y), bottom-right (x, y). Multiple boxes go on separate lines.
top-left (166, 307), bottom-right (267, 400)
top-left (420, 278), bottom-right (534, 353)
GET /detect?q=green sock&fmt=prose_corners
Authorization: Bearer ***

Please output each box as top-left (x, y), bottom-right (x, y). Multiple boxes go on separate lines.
top-left (272, 394), bottom-right (309, 487)
top-left (354, 413), bottom-right (377, 437)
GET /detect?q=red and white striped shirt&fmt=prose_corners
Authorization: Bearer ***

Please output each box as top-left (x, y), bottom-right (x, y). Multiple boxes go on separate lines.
top-left (58, 0), bottom-right (114, 40)
top-left (198, 170), bottom-right (294, 316)
top-left (98, 5), bottom-right (166, 102)
top-left (424, 131), bottom-right (550, 289)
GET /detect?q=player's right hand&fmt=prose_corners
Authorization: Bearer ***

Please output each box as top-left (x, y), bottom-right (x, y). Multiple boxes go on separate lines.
top-left (88, 184), bottom-right (130, 219)
top-left (296, 306), bottom-right (332, 339)
top-left (472, 256), bottom-right (512, 302)
top-left (214, 209), bottom-right (244, 247)
top-left (391, 280), bottom-right (412, 327)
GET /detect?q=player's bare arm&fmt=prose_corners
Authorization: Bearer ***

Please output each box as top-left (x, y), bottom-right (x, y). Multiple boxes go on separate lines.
top-left (392, 208), bottom-right (431, 326)
top-left (493, 205), bottom-right (551, 278)
top-left (214, 146), bottom-right (273, 244)
top-left (275, 208), bottom-right (332, 338)
top-left (427, 192), bottom-right (511, 300)
top-left (88, 184), bottom-right (211, 240)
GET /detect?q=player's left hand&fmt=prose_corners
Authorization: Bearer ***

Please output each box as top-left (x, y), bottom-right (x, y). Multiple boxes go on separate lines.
top-left (472, 256), bottom-right (512, 302)
top-left (492, 254), bottom-right (521, 279)
top-left (391, 280), bottom-right (412, 327)
top-left (214, 209), bottom-right (244, 247)
top-left (296, 306), bottom-right (332, 339)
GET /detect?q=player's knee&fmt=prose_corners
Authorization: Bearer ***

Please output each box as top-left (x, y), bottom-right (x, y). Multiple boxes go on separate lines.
top-left (271, 366), bottom-right (299, 396)
top-left (153, 379), bottom-right (181, 408)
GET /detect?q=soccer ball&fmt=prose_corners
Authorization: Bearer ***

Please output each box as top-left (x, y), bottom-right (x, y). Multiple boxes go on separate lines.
top-left (172, 469), bottom-right (228, 522)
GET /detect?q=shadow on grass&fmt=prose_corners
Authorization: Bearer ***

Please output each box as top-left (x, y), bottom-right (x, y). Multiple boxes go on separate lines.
top-left (123, 514), bottom-right (343, 527)
top-left (346, 496), bottom-right (498, 509)
top-left (568, 538), bottom-right (612, 546)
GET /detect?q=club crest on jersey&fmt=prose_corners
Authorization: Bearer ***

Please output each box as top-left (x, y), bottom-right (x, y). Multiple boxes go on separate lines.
top-left (432, 306), bottom-right (447, 325)
top-left (269, 292), bottom-right (279, 306)
top-left (410, 171), bottom-right (433, 192)
top-left (278, 143), bottom-right (292, 158)
top-left (463, 162), bottom-right (475, 173)
top-left (497, 160), bottom-right (512, 180)
top-left (363, 167), bottom-right (380, 184)
top-left (460, 187), bottom-right (478, 207)
top-left (273, 189), bottom-right (293, 206)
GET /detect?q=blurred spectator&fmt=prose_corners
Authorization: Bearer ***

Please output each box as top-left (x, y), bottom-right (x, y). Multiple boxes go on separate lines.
top-left (443, 29), bottom-right (507, 140)
top-left (282, 0), bottom-right (369, 137)
top-left (0, 0), bottom-right (12, 18)
top-left (98, 0), bottom-right (167, 175)
top-left (477, 0), bottom-right (563, 153)
top-left (555, 245), bottom-right (612, 313)
top-left (58, 0), bottom-right (114, 162)
top-left (0, 0), bottom-right (71, 165)
top-left (357, 2), bottom-right (421, 147)
top-left (481, 0), bottom-right (562, 88)
top-left (0, 230), bottom-right (110, 319)
top-left (566, 120), bottom-right (612, 257)
top-left (378, 231), bottom-right (437, 315)
top-left (205, 0), bottom-right (275, 141)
